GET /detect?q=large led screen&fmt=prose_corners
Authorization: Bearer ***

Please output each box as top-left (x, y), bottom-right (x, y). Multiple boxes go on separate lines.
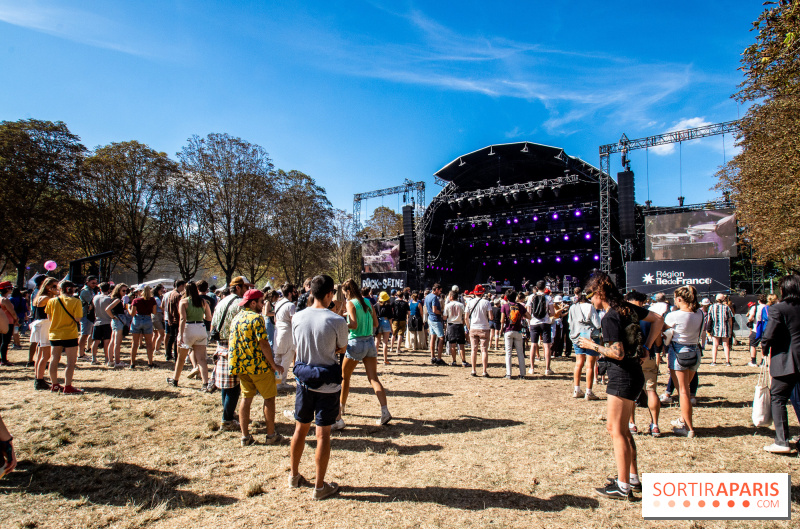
top-left (362, 239), bottom-right (400, 273)
top-left (645, 209), bottom-right (737, 261)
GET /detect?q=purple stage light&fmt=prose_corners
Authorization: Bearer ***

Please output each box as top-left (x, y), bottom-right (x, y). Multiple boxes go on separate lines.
top-left (513, 218), bottom-right (518, 224)
top-left (545, 237), bottom-right (550, 242)
top-left (552, 213), bottom-right (559, 220)
top-left (513, 260), bottom-right (518, 265)
top-left (573, 255), bottom-right (579, 262)
top-left (471, 223), bottom-right (475, 228)
top-left (593, 254), bottom-right (600, 261)
top-left (533, 215), bottom-right (539, 221)
top-left (469, 244), bottom-right (473, 248)
top-left (585, 233), bottom-right (591, 240)
top-left (525, 239), bottom-right (530, 244)
top-left (555, 257), bottom-right (561, 263)
top-left (506, 219), bottom-right (511, 225)
top-left (537, 258), bottom-right (542, 264)
top-left (486, 242), bottom-right (489, 246)
top-left (519, 239), bottom-right (524, 244)
top-left (497, 261), bottom-right (502, 266)
top-left (563, 234), bottom-right (569, 241)
top-left (501, 241), bottom-right (506, 245)
top-left (454, 225), bottom-right (458, 230)
top-left (483, 262), bottom-right (486, 266)
top-left (531, 259), bottom-right (535, 263)
top-left (488, 221), bottom-right (493, 227)
top-left (575, 210), bottom-right (582, 217)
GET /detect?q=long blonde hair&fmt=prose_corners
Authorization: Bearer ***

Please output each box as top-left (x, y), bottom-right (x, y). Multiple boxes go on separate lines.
top-left (142, 285), bottom-right (153, 300)
top-left (674, 285), bottom-right (699, 311)
top-left (35, 277), bottom-right (58, 305)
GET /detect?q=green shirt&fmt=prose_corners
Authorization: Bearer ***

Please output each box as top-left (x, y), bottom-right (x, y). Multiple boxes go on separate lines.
top-left (228, 308), bottom-right (270, 375)
top-left (348, 298), bottom-right (374, 340)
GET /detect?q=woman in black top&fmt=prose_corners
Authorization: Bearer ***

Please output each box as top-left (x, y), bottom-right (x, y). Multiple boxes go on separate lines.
top-left (577, 272), bottom-right (663, 501)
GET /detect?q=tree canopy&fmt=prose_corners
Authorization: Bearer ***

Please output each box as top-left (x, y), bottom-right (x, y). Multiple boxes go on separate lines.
top-left (718, 1), bottom-right (800, 270)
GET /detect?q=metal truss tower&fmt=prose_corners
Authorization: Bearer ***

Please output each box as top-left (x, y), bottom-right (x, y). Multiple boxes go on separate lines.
top-left (353, 179), bottom-right (425, 233)
top-left (598, 120), bottom-right (740, 273)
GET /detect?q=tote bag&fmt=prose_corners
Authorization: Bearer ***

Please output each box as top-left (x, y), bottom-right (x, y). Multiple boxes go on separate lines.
top-left (752, 363), bottom-right (772, 427)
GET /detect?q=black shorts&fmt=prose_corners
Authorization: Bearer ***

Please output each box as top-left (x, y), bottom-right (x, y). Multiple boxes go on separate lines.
top-left (446, 323), bottom-right (466, 345)
top-left (605, 360), bottom-right (645, 401)
top-left (749, 332), bottom-right (761, 348)
top-left (50, 338), bottom-right (79, 348)
top-left (294, 385), bottom-right (340, 426)
top-left (530, 323), bottom-right (552, 344)
top-left (92, 324), bottom-right (112, 341)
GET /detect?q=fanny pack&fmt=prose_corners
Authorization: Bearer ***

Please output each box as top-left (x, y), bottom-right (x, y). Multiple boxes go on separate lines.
top-left (293, 362), bottom-right (343, 389)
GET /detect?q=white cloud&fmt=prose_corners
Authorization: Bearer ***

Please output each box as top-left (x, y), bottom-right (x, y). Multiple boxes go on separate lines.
top-left (0, 1), bottom-right (178, 58)
top-left (650, 117), bottom-right (713, 155)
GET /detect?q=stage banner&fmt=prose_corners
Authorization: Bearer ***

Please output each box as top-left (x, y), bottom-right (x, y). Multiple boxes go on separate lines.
top-left (361, 272), bottom-right (407, 292)
top-left (626, 258), bottom-right (730, 297)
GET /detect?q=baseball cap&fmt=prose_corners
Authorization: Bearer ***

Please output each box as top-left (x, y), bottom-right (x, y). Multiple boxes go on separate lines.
top-left (229, 276), bottom-right (253, 288)
top-left (747, 301), bottom-right (756, 308)
top-left (463, 289), bottom-right (471, 296)
top-left (553, 295), bottom-right (563, 303)
top-left (238, 288), bottom-right (263, 306)
top-left (473, 285), bottom-right (485, 295)
top-left (701, 298), bottom-right (711, 306)
top-left (0, 281), bottom-right (12, 289)
top-left (451, 284), bottom-right (459, 292)
top-left (715, 293), bottom-right (726, 301)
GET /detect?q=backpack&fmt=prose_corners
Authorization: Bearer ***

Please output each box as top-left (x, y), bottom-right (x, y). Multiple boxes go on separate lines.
top-left (508, 303), bottom-right (523, 326)
top-left (532, 294), bottom-right (548, 319)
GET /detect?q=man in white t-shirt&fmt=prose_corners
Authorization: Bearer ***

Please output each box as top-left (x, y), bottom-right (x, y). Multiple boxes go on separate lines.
top-left (526, 280), bottom-right (555, 375)
top-left (273, 283), bottom-right (298, 390)
top-left (747, 294), bottom-right (767, 367)
top-left (465, 285), bottom-right (493, 376)
top-left (443, 290), bottom-right (469, 367)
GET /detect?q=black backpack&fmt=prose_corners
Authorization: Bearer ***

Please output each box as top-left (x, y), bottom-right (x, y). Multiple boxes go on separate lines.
top-left (532, 295), bottom-right (548, 319)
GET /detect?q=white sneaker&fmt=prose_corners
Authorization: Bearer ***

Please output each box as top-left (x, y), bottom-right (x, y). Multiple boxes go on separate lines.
top-left (378, 409), bottom-right (392, 425)
top-left (673, 425), bottom-right (696, 438)
top-left (709, 362), bottom-right (717, 367)
top-left (283, 409), bottom-right (296, 421)
top-left (331, 418), bottom-right (345, 431)
top-left (544, 369), bottom-right (554, 376)
top-left (746, 362), bottom-right (758, 367)
top-left (763, 443), bottom-right (792, 454)
top-left (585, 389), bottom-right (600, 401)
top-left (107, 361), bottom-right (115, 367)
top-left (114, 362), bottom-right (126, 369)
top-left (659, 393), bottom-right (673, 405)
top-left (572, 387), bottom-right (585, 398)
top-left (671, 417), bottom-right (685, 428)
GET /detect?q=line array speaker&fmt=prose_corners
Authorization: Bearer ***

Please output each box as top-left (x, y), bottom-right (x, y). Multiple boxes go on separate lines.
top-left (402, 205), bottom-right (415, 255)
top-left (618, 171), bottom-right (636, 239)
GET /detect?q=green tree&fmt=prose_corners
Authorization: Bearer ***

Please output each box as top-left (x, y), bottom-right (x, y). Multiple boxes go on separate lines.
top-left (86, 141), bottom-right (178, 283)
top-left (179, 133), bottom-right (275, 284)
top-left (718, 1), bottom-right (800, 270)
top-left (0, 119), bottom-right (86, 287)
top-left (161, 173), bottom-right (208, 281)
top-left (329, 209), bottom-right (360, 283)
top-left (359, 206), bottom-right (403, 239)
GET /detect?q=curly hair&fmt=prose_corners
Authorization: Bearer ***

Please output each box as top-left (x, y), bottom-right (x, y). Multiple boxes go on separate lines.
top-left (585, 271), bottom-right (631, 319)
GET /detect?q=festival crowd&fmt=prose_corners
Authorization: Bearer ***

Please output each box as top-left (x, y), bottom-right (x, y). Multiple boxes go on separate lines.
top-left (1, 269), bottom-right (800, 501)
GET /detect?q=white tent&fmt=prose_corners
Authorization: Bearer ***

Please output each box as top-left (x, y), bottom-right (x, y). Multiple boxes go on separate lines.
top-left (131, 278), bottom-right (175, 291)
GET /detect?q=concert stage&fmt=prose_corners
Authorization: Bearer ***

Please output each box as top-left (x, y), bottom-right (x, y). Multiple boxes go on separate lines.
top-left (417, 142), bottom-right (622, 292)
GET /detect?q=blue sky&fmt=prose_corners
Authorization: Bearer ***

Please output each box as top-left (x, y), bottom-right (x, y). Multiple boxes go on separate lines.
top-left (0, 1), bottom-right (763, 216)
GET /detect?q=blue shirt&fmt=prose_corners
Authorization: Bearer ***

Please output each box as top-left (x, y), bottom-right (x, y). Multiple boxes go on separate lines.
top-left (409, 301), bottom-right (420, 318)
top-left (425, 293), bottom-right (442, 323)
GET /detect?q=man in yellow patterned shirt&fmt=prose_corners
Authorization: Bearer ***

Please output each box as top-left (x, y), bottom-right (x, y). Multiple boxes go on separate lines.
top-left (229, 289), bottom-right (285, 446)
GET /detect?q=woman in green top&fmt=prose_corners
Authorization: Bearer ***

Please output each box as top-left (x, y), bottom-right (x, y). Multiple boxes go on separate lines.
top-left (169, 282), bottom-right (212, 390)
top-left (338, 279), bottom-right (392, 427)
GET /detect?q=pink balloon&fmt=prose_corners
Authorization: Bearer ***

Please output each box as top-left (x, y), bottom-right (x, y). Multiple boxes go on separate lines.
top-left (44, 260), bottom-right (57, 271)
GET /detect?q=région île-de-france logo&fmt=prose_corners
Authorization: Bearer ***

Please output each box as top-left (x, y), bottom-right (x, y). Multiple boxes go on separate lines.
top-left (643, 273), bottom-right (655, 284)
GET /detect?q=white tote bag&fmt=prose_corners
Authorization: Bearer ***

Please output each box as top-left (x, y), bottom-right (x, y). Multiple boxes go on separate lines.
top-left (752, 363), bottom-right (772, 427)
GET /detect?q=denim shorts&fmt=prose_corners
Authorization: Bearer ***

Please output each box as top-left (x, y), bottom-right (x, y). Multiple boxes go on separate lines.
top-left (111, 318), bottom-right (125, 332)
top-left (80, 315), bottom-right (94, 336)
top-left (429, 320), bottom-right (444, 338)
top-left (346, 336), bottom-right (378, 361)
top-left (130, 315), bottom-right (154, 335)
top-left (573, 344), bottom-right (599, 357)
top-left (377, 317), bottom-right (392, 334)
top-left (668, 342), bottom-right (701, 371)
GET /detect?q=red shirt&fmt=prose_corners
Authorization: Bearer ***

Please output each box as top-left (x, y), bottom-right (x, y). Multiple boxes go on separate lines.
top-left (132, 297), bottom-right (157, 317)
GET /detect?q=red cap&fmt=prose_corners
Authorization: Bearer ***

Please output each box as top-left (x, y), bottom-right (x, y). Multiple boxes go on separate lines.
top-left (0, 281), bottom-right (12, 289)
top-left (238, 288), bottom-right (264, 307)
top-left (464, 290), bottom-right (471, 296)
top-left (473, 285), bottom-right (485, 295)
top-left (747, 301), bottom-right (756, 307)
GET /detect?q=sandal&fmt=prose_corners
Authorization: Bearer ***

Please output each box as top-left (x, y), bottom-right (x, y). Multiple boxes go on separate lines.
top-left (482, 373), bottom-right (490, 378)
top-left (470, 372), bottom-right (477, 377)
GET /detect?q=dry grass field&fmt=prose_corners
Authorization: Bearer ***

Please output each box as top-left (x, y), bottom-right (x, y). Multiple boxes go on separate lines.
top-left (0, 335), bottom-right (798, 529)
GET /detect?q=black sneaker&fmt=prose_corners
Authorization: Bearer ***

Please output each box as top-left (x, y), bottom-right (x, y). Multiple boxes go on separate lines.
top-left (595, 481), bottom-right (635, 501)
top-left (34, 378), bottom-right (51, 390)
top-left (166, 377), bottom-right (178, 387)
top-left (606, 476), bottom-right (642, 493)
top-left (462, 362), bottom-right (471, 368)
top-left (431, 357), bottom-right (438, 365)
top-left (449, 361), bottom-right (458, 366)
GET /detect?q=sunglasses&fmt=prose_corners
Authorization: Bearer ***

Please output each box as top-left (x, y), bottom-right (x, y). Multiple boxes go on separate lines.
top-left (586, 291), bottom-right (595, 300)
